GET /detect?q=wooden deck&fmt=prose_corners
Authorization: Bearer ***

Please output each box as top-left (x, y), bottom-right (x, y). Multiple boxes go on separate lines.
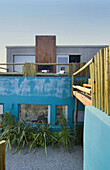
top-left (83, 84), bottom-right (91, 88)
top-left (0, 72), bottom-right (68, 77)
top-left (0, 72), bottom-right (23, 76)
top-left (73, 91), bottom-right (92, 106)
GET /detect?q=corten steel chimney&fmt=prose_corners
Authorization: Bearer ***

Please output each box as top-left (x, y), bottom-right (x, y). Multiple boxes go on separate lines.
top-left (35, 35), bottom-right (56, 73)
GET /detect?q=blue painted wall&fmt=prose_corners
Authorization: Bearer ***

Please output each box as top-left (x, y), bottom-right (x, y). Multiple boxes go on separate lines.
top-left (84, 106), bottom-right (110, 170)
top-left (0, 77), bottom-right (84, 127)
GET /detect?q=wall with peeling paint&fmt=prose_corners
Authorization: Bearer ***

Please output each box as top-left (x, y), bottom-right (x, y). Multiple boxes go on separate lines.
top-left (0, 77), bottom-right (84, 126)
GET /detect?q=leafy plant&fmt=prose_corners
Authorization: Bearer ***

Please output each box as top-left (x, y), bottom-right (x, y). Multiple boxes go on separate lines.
top-left (1, 111), bottom-right (17, 128)
top-left (0, 114), bottom-right (58, 156)
top-left (0, 112), bottom-right (75, 156)
top-left (58, 114), bottom-right (74, 149)
top-left (59, 113), bottom-right (67, 129)
top-left (29, 122), bottom-right (58, 156)
top-left (58, 128), bottom-right (73, 149)
top-left (0, 119), bottom-right (34, 153)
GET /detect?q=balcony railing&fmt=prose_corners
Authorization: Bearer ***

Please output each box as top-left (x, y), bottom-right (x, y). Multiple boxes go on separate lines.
top-left (0, 62), bottom-right (89, 77)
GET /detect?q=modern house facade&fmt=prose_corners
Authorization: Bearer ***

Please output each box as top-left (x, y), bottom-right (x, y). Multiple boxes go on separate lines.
top-left (6, 35), bottom-right (107, 72)
top-left (1, 36), bottom-right (110, 169)
top-left (0, 35), bottom-right (108, 128)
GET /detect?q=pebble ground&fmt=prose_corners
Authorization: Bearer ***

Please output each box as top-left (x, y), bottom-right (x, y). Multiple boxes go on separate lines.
top-left (6, 145), bottom-right (83, 170)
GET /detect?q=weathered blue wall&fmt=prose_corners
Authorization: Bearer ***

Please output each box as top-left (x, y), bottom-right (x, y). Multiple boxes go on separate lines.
top-left (0, 77), bottom-right (84, 126)
top-left (84, 106), bottom-right (110, 170)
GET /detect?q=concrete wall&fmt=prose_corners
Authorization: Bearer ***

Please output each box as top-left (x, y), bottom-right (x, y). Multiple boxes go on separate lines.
top-left (6, 46), bottom-right (35, 72)
top-left (6, 45), bottom-right (107, 72)
top-left (0, 77), bottom-right (84, 127)
top-left (56, 45), bottom-right (107, 62)
top-left (84, 106), bottom-right (110, 170)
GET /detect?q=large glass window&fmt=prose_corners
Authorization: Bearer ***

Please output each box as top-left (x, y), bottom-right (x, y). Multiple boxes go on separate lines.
top-left (13, 55), bottom-right (35, 72)
top-left (69, 55), bottom-right (80, 63)
top-left (20, 104), bottom-right (50, 124)
top-left (56, 105), bottom-right (68, 124)
top-left (57, 56), bottom-right (69, 73)
top-left (57, 55), bottom-right (81, 73)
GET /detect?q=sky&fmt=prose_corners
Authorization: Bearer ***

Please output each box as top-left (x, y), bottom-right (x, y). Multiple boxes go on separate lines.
top-left (0, 0), bottom-right (110, 63)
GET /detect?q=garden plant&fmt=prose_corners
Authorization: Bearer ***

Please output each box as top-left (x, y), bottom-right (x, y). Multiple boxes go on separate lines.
top-left (0, 112), bottom-right (82, 156)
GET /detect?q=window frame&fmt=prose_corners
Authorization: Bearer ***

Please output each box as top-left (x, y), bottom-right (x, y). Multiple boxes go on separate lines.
top-left (19, 104), bottom-right (51, 124)
top-left (0, 104), bottom-right (4, 115)
top-left (13, 55), bottom-right (35, 72)
top-left (56, 105), bottom-right (68, 124)
top-left (56, 55), bottom-right (69, 73)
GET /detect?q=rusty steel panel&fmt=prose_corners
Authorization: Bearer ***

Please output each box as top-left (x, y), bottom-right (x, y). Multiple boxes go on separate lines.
top-left (35, 36), bottom-right (56, 72)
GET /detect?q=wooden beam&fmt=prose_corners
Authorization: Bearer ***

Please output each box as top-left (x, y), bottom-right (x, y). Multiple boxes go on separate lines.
top-left (0, 63), bottom-right (24, 65)
top-left (109, 46), bottom-right (110, 115)
top-left (68, 64), bottom-right (70, 77)
top-left (83, 84), bottom-right (91, 88)
top-left (97, 52), bottom-right (101, 109)
top-left (94, 55), bottom-right (98, 108)
top-left (88, 79), bottom-right (91, 85)
top-left (0, 72), bottom-right (69, 77)
top-left (0, 72), bottom-right (23, 76)
top-left (100, 49), bottom-right (104, 111)
top-left (73, 91), bottom-right (92, 106)
top-left (0, 140), bottom-right (5, 170)
top-left (71, 75), bottom-right (74, 97)
top-left (104, 48), bottom-right (107, 114)
top-left (73, 58), bottom-right (93, 76)
top-left (92, 58), bottom-right (96, 107)
top-left (34, 63), bottom-right (70, 66)
top-left (74, 98), bottom-right (78, 143)
top-left (36, 73), bottom-right (68, 76)
top-left (72, 85), bottom-right (91, 94)
top-left (105, 47), bottom-right (109, 115)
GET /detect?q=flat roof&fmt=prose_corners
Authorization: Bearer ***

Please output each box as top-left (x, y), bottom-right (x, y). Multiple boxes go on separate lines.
top-left (6, 45), bottom-right (108, 48)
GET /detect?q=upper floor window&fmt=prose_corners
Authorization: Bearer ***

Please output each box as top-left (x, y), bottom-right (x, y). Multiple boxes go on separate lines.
top-left (13, 55), bottom-right (35, 72)
top-left (57, 55), bottom-right (81, 73)
top-left (69, 55), bottom-right (80, 63)
top-left (57, 56), bottom-right (69, 73)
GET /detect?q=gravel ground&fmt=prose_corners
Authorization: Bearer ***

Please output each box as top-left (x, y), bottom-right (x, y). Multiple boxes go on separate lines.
top-left (6, 145), bottom-right (83, 170)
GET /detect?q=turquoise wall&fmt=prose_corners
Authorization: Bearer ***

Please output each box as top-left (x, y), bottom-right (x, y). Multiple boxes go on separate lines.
top-left (0, 77), bottom-right (84, 127)
top-left (84, 106), bottom-right (110, 170)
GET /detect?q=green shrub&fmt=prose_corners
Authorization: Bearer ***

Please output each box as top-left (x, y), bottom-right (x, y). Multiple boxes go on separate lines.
top-left (28, 122), bottom-right (58, 156)
top-left (0, 112), bottom-right (75, 155)
top-left (1, 111), bottom-right (17, 128)
top-left (58, 114), bottom-right (74, 149)
top-left (0, 114), bottom-right (58, 155)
